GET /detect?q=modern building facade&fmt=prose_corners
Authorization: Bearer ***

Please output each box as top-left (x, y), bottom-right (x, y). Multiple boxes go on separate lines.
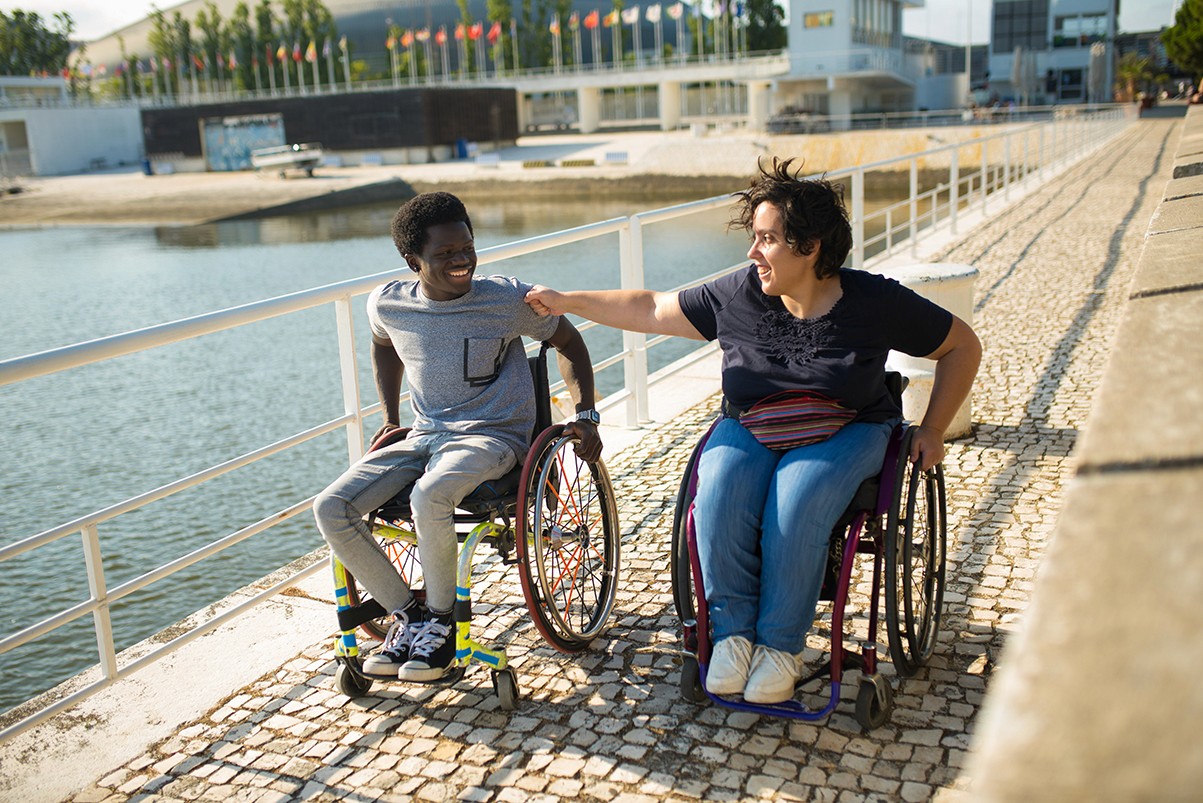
top-left (988, 0), bottom-right (1119, 104)
top-left (773, 0), bottom-right (927, 118)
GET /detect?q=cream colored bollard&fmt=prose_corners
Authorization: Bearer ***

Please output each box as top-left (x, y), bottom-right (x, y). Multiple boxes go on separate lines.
top-left (882, 263), bottom-right (978, 439)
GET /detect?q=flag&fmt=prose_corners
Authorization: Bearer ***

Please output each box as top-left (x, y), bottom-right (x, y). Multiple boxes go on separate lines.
top-left (455, 23), bottom-right (465, 40)
top-left (622, 6), bottom-right (640, 24)
top-left (192, 53), bottom-right (205, 70)
top-left (292, 41), bottom-right (302, 62)
top-left (415, 28), bottom-right (430, 42)
top-left (569, 11), bottom-right (580, 30)
top-left (435, 27), bottom-right (447, 45)
top-left (340, 35), bottom-right (348, 51)
top-left (323, 39), bottom-right (332, 58)
top-left (584, 10), bottom-right (600, 29)
top-left (401, 30), bottom-right (414, 47)
top-left (487, 21), bottom-right (501, 44)
top-left (603, 10), bottom-right (619, 27)
top-left (162, 56), bottom-right (172, 70)
top-left (469, 22), bottom-right (483, 40)
top-left (228, 50), bottom-right (237, 68)
top-left (386, 33), bottom-right (396, 50)
top-left (549, 16), bottom-right (560, 34)
top-left (667, 2), bottom-right (684, 20)
top-left (646, 3), bottom-right (662, 23)
top-left (305, 40), bottom-right (316, 62)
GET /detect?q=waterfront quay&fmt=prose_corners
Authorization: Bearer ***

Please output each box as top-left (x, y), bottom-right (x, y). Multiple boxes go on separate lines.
top-left (3, 110), bottom-right (1200, 801)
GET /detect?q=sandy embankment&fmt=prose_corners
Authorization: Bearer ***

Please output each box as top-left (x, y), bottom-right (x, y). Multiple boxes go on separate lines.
top-left (0, 128), bottom-right (980, 227)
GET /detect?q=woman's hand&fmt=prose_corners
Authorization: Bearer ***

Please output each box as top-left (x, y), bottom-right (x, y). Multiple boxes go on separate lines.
top-left (526, 285), bottom-right (566, 317)
top-left (908, 424), bottom-right (945, 471)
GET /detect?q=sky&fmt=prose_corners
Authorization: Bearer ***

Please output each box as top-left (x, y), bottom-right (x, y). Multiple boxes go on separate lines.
top-left (3, 0), bottom-right (1186, 44)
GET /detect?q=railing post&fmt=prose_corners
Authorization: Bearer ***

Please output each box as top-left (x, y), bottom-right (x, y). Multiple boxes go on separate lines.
top-left (82, 524), bottom-right (118, 681)
top-left (1004, 135), bottom-right (1012, 202)
top-left (981, 139), bottom-right (989, 217)
top-left (851, 168), bottom-right (865, 269)
top-left (949, 148), bottom-right (959, 237)
top-left (619, 219), bottom-right (650, 426)
top-left (1039, 125), bottom-right (1046, 183)
top-left (334, 295), bottom-right (365, 464)
top-left (909, 158), bottom-right (919, 259)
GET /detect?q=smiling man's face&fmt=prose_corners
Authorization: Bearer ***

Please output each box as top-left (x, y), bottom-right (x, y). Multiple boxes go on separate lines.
top-left (408, 221), bottom-right (477, 301)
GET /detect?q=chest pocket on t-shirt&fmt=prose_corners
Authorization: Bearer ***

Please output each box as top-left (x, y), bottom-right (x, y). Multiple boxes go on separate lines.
top-left (463, 337), bottom-right (505, 387)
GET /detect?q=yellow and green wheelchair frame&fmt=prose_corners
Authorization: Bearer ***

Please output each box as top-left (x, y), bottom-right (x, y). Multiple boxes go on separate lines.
top-left (331, 345), bottom-right (621, 709)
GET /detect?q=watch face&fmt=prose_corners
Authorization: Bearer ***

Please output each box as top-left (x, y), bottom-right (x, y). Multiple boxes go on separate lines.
top-left (577, 410), bottom-right (600, 424)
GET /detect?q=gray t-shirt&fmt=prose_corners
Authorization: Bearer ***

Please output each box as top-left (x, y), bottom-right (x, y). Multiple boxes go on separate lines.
top-left (367, 275), bottom-right (560, 461)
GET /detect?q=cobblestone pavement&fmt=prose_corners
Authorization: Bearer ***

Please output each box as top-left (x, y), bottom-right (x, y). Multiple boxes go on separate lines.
top-left (68, 119), bottom-right (1177, 802)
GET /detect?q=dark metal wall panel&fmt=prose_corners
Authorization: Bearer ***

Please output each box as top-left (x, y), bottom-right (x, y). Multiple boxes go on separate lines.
top-left (141, 87), bottom-right (517, 158)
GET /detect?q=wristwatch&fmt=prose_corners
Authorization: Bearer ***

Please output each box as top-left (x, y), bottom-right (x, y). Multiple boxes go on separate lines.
top-left (573, 409), bottom-right (601, 425)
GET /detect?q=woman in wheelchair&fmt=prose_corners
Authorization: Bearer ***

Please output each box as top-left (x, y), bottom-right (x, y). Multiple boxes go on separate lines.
top-left (527, 158), bottom-right (980, 703)
top-left (314, 192), bottom-right (602, 683)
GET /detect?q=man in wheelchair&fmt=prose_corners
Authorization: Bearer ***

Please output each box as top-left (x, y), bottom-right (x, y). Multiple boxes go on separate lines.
top-left (314, 192), bottom-right (602, 682)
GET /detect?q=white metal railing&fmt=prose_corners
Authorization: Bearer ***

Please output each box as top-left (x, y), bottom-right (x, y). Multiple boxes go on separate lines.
top-left (0, 106), bottom-right (1133, 740)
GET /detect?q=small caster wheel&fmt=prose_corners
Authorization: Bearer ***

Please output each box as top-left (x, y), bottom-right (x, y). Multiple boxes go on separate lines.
top-left (492, 668), bottom-right (519, 710)
top-left (855, 674), bottom-right (893, 729)
top-left (336, 661), bottom-right (373, 697)
top-left (680, 655), bottom-right (707, 703)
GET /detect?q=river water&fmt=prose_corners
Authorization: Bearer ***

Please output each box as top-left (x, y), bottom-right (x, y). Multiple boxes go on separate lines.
top-left (0, 186), bottom-right (911, 714)
top-left (0, 192), bottom-right (752, 714)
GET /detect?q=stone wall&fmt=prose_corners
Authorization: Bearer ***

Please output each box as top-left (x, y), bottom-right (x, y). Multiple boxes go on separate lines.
top-left (966, 104), bottom-right (1203, 799)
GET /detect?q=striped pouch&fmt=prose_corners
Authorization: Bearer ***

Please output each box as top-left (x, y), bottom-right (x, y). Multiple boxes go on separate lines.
top-left (738, 391), bottom-right (856, 451)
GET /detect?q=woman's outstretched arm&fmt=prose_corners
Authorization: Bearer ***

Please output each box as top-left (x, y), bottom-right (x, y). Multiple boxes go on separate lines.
top-left (526, 286), bottom-right (706, 341)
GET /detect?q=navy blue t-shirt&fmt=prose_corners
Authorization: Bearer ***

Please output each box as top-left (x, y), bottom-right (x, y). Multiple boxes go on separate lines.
top-left (678, 266), bottom-right (953, 423)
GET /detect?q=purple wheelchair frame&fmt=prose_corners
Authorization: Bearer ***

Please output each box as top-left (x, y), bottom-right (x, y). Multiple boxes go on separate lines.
top-left (679, 419), bottom-right (907, 721)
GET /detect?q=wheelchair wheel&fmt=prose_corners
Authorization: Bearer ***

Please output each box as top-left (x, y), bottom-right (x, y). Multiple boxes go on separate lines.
top-left (670, 438), bottom-right (704, 623)
top-left (344, 530), bottom-right (425, 641)
top-left (336, 660), bottom-right (373, 698)
top-left (884, 427), bottom-right (948, 677)
top-left (854, 674), bottom-right (894, 729)
top-left (517, 425), bottom-right (621, 652)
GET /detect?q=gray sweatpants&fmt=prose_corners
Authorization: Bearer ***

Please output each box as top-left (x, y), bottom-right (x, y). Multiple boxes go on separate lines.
top-left (314, 431), bottom-right (516, 613)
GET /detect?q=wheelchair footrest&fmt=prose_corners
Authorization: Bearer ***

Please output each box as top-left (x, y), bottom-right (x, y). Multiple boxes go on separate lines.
top-left (337, 599), bottom-right (388, 631)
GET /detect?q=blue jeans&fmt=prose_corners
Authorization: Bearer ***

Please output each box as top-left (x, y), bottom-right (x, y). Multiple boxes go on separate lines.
top-left (692, 416), bottom-right (894, 654)
top-left (314, 432), bottom-right (516, 613)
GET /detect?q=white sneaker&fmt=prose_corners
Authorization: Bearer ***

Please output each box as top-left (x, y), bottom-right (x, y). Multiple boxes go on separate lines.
top-left (744, 645), bottom-right (805, 704)
top-left (706, 635), bottom-right (753, 696)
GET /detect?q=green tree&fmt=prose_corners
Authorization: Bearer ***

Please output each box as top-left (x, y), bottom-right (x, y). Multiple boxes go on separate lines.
top-left (1115, 52), bottom-right (1153, 101)
top-left (744, 0), bottom-right (786, 52)
top-left (228, 2), bottom-right (255, 90)
top-left (0, 9), bottom-right (74, 76)
top-left (1162, 0), bottom-right (1203, 84)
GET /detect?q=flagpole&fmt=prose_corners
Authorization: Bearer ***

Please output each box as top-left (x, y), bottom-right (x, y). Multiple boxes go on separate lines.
top-left (340, 37), bottom-right (351, 91)
top-left (510, 19), bottom-right (519, 75)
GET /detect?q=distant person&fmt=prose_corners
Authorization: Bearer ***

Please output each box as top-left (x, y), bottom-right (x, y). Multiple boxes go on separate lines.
top-left (526, 158), bottom-right (980, 703)
top-left (314, 192), bottom-right (602, 682)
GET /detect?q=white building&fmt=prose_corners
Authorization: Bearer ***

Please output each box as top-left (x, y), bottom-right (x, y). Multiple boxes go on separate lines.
top-left (0, 77), bottom-right (142, 177)
top-left (773, 1), bottom-right (929, 119)
top-left (987, 0), bottom-right (1118, 105)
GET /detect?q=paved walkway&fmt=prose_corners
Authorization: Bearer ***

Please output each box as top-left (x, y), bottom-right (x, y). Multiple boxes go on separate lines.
top-left (59, 118), bottom-right (1176, 802)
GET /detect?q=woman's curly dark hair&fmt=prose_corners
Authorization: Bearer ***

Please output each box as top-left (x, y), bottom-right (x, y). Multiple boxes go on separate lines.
top-left (730, 157), bottom-right (851, 279)
top-left (391, 192), bottom-right (474, 260)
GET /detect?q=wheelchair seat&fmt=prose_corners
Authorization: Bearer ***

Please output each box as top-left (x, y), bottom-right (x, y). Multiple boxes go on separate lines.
top-left (370, 348), bottom-right (555, 524)
top-left (375, 466), bottom-right (523, 521)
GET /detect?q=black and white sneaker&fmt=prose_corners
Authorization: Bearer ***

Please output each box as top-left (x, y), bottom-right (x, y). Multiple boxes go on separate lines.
top-left (362, 600), bottom-right (422, 677)
top-left (397, 610), bottom-right (456, 681)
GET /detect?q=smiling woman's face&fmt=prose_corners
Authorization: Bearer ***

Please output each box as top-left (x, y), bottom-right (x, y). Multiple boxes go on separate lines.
top-left (746, 202), bottom-right (819, 298)
top-left (408, 221), bottom-right (477, 301)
